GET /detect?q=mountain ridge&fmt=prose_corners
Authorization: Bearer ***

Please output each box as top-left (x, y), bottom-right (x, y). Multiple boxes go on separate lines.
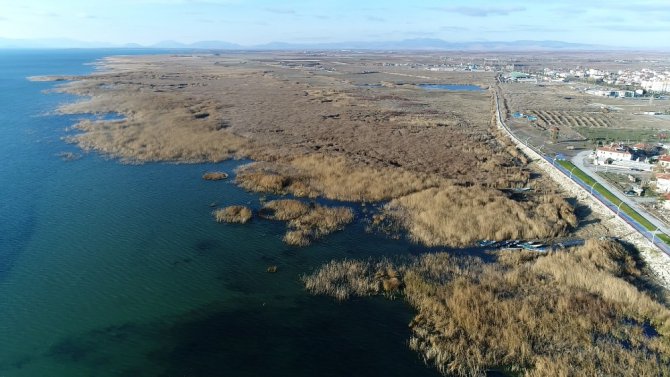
top-left (0, 37), bottom-right (633, 51)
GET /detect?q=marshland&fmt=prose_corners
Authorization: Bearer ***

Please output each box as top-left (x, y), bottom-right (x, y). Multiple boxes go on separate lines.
top-left (303, 240), bottom-right (670, 376)
top-left (16, 50), bottom-right (670, 376)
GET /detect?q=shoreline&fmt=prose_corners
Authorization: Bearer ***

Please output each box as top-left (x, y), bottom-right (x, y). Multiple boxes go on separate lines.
top-left (39, 52), bottom-right (591, 251)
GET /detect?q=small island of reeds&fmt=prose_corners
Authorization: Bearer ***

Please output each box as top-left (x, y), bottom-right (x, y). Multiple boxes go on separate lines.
top-left (213, 205), bottom-right (252, 224)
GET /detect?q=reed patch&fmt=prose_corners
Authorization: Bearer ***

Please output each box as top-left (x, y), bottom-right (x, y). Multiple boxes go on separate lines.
top-left (385, 186), bottom-right (577, 247)
top-left (303, 240), bottom-right (670, 376)
top-left (236, 154), bottom-right (443, 202)
top-left (213, 205), bottom-right (252, 224)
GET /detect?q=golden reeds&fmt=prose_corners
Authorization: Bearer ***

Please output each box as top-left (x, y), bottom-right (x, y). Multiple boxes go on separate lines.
top-left (303, 240), bottom-right (670, 376)
top-left (283, 205), bottom-right (354, 246)
top-left (212, 205), bottom-right (252, 224)
top-left (202, 171), bottom-right (229, 180)
top-left (385, 186), bottom-right (577, 247)
top-left (260, 199), bottom-right (310, 221)
top-left (236, 154), bottom-right (443, 202)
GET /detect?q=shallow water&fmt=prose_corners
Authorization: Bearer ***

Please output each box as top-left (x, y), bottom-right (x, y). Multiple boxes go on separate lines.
top-left (0, 50), bottom-right (451, 376)
top-left (419, 84), bottom-right (484, 91)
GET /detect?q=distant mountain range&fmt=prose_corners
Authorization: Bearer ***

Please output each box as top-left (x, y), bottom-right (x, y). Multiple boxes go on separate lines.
top-left (0, 37), bottom-right (623, 51)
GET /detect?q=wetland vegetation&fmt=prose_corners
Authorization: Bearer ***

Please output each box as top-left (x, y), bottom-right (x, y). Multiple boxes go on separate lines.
top-left (31, 51), bottom-right (670, 376)
top-left (304, 240), bottom-right (670, 376)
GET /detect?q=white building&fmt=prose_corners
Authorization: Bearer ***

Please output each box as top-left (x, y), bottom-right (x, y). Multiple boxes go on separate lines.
top-left (656, 174), bottom-right (670, 193)
top-left (642, 80), bottom-right (670, 93)
top-left (595, 145), bottom-right (632, 163)
top-left (659, 155), bottom-right (670, 169)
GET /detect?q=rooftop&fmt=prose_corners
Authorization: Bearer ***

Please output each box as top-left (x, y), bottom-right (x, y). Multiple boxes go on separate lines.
top-left (597, 145), bottom-right (631, 154)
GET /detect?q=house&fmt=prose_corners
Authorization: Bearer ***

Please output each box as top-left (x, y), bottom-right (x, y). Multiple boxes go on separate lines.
top-left (659, 155), bottom-right (670, 169)
top-left (595, 144), bottom-right (632, 163)
top-left (656, 173), bottom-right (670, 193)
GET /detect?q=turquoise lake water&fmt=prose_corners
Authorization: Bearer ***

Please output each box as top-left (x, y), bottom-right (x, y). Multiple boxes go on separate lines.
top-left (0, 50), bottom-right (449, 376)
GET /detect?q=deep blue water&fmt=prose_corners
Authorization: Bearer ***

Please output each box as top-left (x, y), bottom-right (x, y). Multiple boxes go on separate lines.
top-left (0, 50), bottom-right (445, 376)
top-left (419, 84), bottom-right (484, 91)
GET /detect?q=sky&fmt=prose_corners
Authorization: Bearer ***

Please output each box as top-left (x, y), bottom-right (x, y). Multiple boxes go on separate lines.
top-left (1, 0), bottom-right (670, 48)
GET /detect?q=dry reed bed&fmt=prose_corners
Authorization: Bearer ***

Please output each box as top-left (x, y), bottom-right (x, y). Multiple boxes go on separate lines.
top-left (258, 199), bottom-right (354, 246)
top-left (236, 154), bottom-right (444, 202)
top-left (259, 199), bottom-right (310, 221)
top-left (202, 171), bottom-right (228, 180)
top-left (55, 79), bottom-right (249, 163)
top-left (303, 240), bottom-right (670, 376)
top-left (213, 205), bottom-right (252, 224)
top-left (384, 186), bottom-right (577, 247)
top-left (47, 55), bottom-right (583, 252)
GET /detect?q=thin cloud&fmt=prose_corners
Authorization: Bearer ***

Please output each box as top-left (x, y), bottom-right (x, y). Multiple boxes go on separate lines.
top-left (430, 6), bottom-right (526, 17)
top-left (594, 24), bottom-right (668, 32)
top-left (366, 15), bottom-right (386, 22)
top-left (440, 26), bottom-right (470, 32)
top-left (614, 3), bottom-right (670, 13)
top-left (265, 7), bottom-right (296, 15)
top-left (35, 11), bottom-right (60, 18)
top-left (76, 12), bottom-right (103, 20)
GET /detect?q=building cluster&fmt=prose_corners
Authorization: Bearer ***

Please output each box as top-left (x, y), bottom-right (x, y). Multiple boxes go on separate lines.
top-left (423, 63), bottom-right (496, 72)
top-left (596, 143), bottom-right (670, 195)
top-left (501, 71), bottom-right (538, 83)
top-left (539, 67), bottom-right (670, 94)
top-left (594, 143), bottom-right (661, 171)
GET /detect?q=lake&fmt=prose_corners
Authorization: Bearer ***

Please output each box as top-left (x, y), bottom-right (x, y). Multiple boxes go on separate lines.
top-left (419, 84), bottom-right (484, 91)
top-left (0, 49), bottom-right (446, 377)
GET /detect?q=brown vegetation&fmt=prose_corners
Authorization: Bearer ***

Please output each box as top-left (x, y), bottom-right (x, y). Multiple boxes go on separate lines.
top-left (259, 199), bottom-right (310, 221)
top-left (303, 240), bottom-right (670, 376)
top-left (202, 171), bottom-right (229, 180)
top-left (45, 54), bottom-right (588, 247)
top-left (257, 199), bottom-right (354, 246)
top-left (236, 154), bottom-right (443, 202)
top-left (303, 258), bottom-right (398, 300)
top-left (283, 230), bottom-right (312, 247)
top-left (283, 205), bottom-right (354, 246)
top-left (213, 205), bottom-right (252, 224)
top-left (385, 186), bottom-right (577, 247)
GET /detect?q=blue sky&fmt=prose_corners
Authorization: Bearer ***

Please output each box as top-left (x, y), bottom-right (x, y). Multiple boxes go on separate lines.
top-left (1, 0), bottom-right (669, 47)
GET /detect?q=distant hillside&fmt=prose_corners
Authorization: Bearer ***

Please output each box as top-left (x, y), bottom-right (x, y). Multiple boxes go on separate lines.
top-left (0, 37), bottom-right (618, 51)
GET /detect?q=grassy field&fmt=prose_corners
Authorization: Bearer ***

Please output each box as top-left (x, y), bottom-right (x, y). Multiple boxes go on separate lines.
top-left (557, 160), bottom-right (670, 244)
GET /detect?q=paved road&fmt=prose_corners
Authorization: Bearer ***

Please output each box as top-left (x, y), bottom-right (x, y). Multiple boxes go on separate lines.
top-left (571, 150), bottom-right (670, 235)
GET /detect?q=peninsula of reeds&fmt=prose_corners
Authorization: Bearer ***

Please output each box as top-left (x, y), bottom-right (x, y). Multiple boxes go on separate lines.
top-left (303, 240), bottom-right (670, 376)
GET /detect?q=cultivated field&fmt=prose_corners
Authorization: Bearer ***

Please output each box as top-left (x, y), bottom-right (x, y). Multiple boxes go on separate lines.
top-left (500, 82), bottom-right (670, 145)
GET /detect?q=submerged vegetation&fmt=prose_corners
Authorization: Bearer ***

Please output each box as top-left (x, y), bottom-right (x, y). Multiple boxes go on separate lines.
top-left (303, 240), bottom-right (670, 376)
top-left (213, 205), bottom-right (253, 224)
